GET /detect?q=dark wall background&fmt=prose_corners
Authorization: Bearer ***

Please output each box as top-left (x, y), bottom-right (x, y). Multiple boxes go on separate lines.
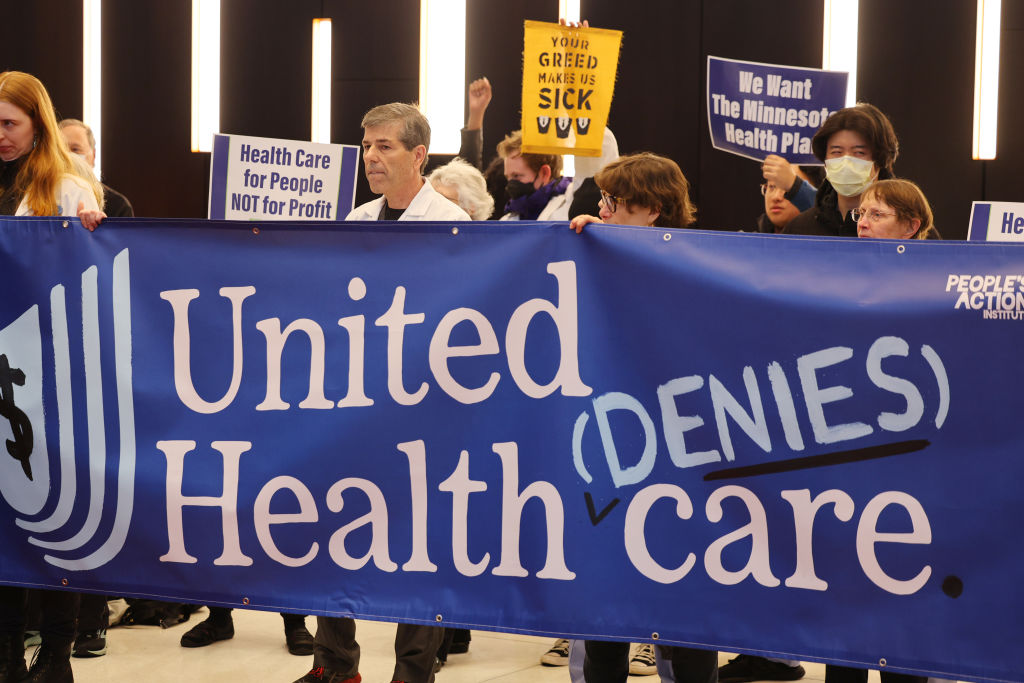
top-left (3, 0), bottom-right (1020, 239)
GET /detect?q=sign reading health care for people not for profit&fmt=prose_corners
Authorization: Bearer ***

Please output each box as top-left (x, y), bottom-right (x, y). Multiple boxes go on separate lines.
top-left (208, 133), bottom-right (360, 220)
top-left (707, 56), bottom-right (848, 165)
top-left (521, 20), bottom-right (622, 157)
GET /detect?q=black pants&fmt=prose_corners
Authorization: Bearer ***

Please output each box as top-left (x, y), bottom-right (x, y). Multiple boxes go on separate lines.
top-left (314, 616), bottom-right (443, 683)
top-left (0, 587), bottom-right (79, 647)
top-left (77, 593), bottom-right (110, 632)
top-left (583, 640), bottom-right (718, 683)
top-left (825, 665), bottom-right (927, 683)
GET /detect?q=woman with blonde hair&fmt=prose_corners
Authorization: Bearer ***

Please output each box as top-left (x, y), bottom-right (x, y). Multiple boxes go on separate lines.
top-left (0, 70), bottom-right (105, 683)
top-left (0, 70), bottom-right (104, 226)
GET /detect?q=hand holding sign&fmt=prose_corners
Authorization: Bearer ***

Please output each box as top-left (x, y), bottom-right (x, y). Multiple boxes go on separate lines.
top-left (762, 154), bottom-right (798, 193)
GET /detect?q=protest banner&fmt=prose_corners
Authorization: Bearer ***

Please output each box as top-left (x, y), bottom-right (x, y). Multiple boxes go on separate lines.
top-left (1, 218), bottom-right (1023, 682)
top-left (521, 20), bottom-right (621, 157)
top-left (968, 201), bottom-right (1024, 242)
top-left (707, 56), bottom-right (848, 164)
top-left (208, 133), bottom-right (360, 220)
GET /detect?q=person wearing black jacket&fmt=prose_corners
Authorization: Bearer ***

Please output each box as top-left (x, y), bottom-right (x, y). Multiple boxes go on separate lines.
top-left (59, 119), bottom-right (134, 218)
top-left (783, 103), bottom-right (899, 238)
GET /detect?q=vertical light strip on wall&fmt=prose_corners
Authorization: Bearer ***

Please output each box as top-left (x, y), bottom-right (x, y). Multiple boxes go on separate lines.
top-left (82, 0), bottom-right (102, 177)
top-left (558, 0), bottom-right (580, 177)
top-left (419, 0), bottom-right (465, 154)
top-left (311, 18), bottom-right (332, 144)
top-left (559, 0), bottom-right (580, 23)
top-left (822, 0), bottom-right (858, 106)
top-left (191, 0), bottom-right (221, 153)
top-left (973, 0), bottom-right (1001, 160)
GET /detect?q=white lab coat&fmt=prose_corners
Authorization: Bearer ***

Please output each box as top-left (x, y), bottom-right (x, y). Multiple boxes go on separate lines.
top-left (346, 178), bottom-right (470, 221)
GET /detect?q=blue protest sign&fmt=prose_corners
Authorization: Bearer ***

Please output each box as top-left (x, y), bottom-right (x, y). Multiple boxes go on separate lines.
top-left (208, 133), bottom-right (360, 220)
top-left (1, 217), bottom-right (1023, 682)
top-left (968, 201), bottom-right (1024, 242)
top-left (706, 56), bottom-right (849, 164)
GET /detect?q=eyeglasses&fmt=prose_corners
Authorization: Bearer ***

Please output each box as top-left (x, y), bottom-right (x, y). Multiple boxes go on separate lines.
top-left (760, 183), bottom-right (785, 197)
top-left (600, 190), bottom-right (625, 213)
top-left (851, 208), bottom-right (898, 223)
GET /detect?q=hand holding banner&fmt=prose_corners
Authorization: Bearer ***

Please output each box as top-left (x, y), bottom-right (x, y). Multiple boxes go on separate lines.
top-left (521, 20), bottom-right (622, 157)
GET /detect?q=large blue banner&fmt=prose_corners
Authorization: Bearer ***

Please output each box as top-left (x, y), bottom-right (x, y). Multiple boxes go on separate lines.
top-left (1, 217), bottom-right (1022, 682)
top-left (706, 56), bottom-right (849, 164)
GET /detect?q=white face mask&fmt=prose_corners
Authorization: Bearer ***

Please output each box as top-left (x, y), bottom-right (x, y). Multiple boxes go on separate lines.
top-left (824, 155), bottom-right (876, 197)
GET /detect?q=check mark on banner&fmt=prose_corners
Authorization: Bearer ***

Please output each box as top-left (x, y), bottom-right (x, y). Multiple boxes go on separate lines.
top-left (584, 491), bottom-right (620, 526)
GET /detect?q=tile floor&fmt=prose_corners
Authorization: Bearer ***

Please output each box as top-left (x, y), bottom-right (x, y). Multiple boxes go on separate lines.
top-left (27, 606), bottom-right (887, 682)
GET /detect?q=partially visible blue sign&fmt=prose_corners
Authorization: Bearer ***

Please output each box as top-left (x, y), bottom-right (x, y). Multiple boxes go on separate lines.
top-left (707, 56), bottom-right (848, 164)
top-left (968, 201), bottom-right (1024, 242)
top-left (1, 218), bottom-right (1024, 683)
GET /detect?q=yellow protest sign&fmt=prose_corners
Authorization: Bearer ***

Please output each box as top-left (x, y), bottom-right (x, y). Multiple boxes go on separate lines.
top-left (521, 20), bottom-right (622, 157)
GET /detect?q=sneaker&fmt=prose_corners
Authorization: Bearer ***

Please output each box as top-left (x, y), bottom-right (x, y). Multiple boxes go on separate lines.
top-left (284, 621), bottom-right (315, 656)
top-left (718, 655), bottom-right (805, 683)
top-left (293, 666), bottom-right (361, 682)
top-left (23, 630), bottom-right (41, 648)
top-left (72, 629), bottom-right (107, 658)
top-left (180, 615), bottom-right (234, 647)
top-left (540, 638), bottom-right (570, 666)
top-left (629, 643), bottom-right (657, 676)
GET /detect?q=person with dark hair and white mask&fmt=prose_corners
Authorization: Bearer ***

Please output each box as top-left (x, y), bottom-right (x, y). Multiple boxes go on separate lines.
top-left (784, 102), bottom-right (899, 237)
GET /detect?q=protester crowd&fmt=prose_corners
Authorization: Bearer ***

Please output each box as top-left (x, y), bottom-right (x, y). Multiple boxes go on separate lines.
top-left (0, 38), bottom-right (948, 683)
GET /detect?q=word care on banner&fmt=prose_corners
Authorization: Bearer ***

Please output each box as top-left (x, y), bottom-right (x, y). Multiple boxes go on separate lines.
top-left (521, 20), bottom-right (622, 157)
top-left (208, 133), bottom-right (360, 221)
top-left (968, 201), bottom-right (1024, 242)
top-left (707, 56), bottom-right (848, 164)
top-left (3, 218), bottom-right (1024, 683)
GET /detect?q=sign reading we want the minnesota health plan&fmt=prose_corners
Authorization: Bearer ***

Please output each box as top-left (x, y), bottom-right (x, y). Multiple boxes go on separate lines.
top-left (208, 133), bottom-right (360, 220)
top-left (707, 56), bottom-right (848, 165)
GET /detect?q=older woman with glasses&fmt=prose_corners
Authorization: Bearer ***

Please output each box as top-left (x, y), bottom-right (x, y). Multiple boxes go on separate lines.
top-left (853, 178), bottom-right (937, 240)
top-left (570, 152), bottom-right (696, 232)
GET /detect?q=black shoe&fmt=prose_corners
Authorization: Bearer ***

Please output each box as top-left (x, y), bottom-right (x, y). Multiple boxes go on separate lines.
top-left (72, 629), bottom-right (107, 658)
top-left (0, 633), bottom-right (28, 683)
top-left (180, 615), bottom-right (234, 647)
top-left (719, 655), bottom-right (805, 683)
top-left (284, 621), bottom-right (315, 656)
top-left (293, 666), bottom-right (361, 682)
top-left (22, 643), bottom-right (73, 683)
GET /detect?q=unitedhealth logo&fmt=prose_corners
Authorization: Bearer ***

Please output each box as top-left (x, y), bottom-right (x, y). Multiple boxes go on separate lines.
top-left (0, 249), bottom-right (135, 571)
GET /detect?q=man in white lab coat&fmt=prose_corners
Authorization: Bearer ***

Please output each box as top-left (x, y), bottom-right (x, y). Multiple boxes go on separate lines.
top-left (345, 102), bottom-right (470, 223)
top-left (294, 102), bottom-right (466, 683)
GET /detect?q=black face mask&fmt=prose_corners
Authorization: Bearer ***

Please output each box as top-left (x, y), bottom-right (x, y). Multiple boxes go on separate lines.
top-left (505, 179), bottom-right (535, 200)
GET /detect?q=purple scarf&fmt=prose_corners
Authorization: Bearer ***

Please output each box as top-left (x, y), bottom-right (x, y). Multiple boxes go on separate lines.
top-left (505, 176), bottom-right (572, 220)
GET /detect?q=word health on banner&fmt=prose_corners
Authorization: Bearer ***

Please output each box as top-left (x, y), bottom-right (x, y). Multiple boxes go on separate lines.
top-left (208, 133), bottom-right (360, 221)
top-left (521, 20), bottom-right (622, 157)
top-left (707, 56), bottom-right (848, 164)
